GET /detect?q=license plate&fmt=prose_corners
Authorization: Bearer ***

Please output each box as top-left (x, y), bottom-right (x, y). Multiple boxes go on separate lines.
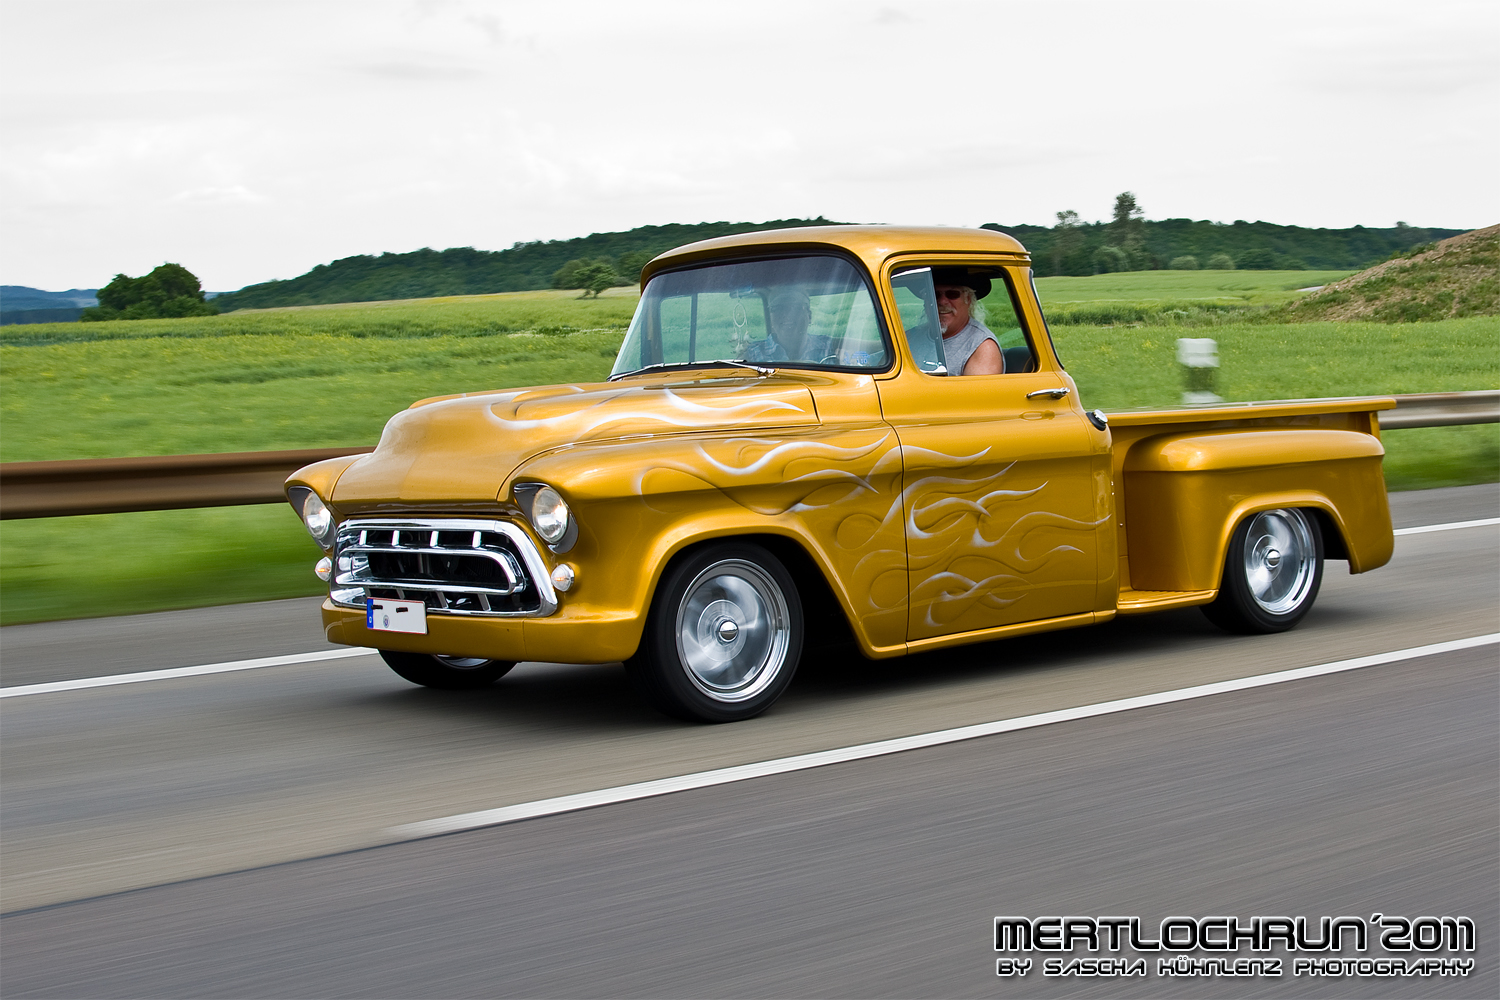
top-left (367, 598), bottom-right (428, 634)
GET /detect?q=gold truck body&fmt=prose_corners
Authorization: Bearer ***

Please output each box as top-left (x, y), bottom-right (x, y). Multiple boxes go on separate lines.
top-left (289, 226), bottom-right (1393, 718)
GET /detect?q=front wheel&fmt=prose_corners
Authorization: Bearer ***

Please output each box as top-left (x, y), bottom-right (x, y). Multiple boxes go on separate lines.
top-left (1201, 508), bottom-right (1324, 634)
top-left (379, 651), bottom-right (515, 690)
top-left (628, 543), bottom-right (803, 723)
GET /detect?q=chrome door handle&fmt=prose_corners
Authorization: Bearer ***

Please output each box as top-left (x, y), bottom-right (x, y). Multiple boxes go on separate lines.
top-left (1026, 387), bottom-right (1071, 400)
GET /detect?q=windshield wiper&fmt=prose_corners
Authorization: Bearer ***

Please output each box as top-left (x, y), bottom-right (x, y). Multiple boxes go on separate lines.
top-left (609, 360), bottom-right (776, 381)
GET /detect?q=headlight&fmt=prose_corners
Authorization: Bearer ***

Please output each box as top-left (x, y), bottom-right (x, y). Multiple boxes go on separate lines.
top-left (530, 486), bottom-right (571, 544)
top-left (299, 491), bottom-right (335, 548)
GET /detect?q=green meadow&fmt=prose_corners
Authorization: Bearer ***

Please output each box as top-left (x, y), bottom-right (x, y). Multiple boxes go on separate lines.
top-left (2, 279), bottom-right (1494, 624)
top-left (1035, 269), bottom-right (1353, 307)
top-left (1034, 269), bottom-right (1355, 325)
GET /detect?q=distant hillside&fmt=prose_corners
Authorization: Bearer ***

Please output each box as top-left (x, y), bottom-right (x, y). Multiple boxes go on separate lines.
top-left (983, 220), bottom-right (1465, 276)
top-left (207, 215), bottom-right (1470, 312)
top-left (213, 218), bottom-right (843, 312)
top-left (1282, 225), bottom-right (1499, 322)
top-left (0, 285), bottom-right (99, 325)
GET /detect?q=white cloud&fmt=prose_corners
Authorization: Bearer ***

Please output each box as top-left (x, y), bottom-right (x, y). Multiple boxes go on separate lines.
top-left (1, 0), bottom-right (1496, 290)
top-left (167, 185), bottom-right (268, 206)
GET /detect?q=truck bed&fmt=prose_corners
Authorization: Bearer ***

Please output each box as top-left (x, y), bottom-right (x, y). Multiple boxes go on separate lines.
top-left (1101, 396), bottom-right (1396, 610)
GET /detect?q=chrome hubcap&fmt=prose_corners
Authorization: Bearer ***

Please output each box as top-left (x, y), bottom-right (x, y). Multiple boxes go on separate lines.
top-left (1242, 510), bottom-right (1315, 614)
top-left (676, 559), bottom-right (790, 703)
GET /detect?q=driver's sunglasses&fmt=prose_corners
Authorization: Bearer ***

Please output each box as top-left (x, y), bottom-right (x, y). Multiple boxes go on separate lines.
top-left (934, 288), bottom-right (965, 300)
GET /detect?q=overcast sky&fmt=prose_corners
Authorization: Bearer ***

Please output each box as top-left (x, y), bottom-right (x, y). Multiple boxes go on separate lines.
top-left (2, 0), bottom-right (1496, 291)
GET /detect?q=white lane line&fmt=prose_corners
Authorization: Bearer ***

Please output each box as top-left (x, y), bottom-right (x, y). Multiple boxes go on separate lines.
top-left (0, 648), bottom-right (377, 698)
top-left (1394, 517), bottom-right (1499, 536)
top-left (388, 633), bottom-right (1500, 840)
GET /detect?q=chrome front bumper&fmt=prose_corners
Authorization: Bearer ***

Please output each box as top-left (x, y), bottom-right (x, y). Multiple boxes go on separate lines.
top-left (330, 518), bottom-right (558, 617)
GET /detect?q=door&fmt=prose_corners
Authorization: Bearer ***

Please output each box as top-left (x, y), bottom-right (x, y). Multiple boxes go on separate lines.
top-left (879, 263), bottom-right (1105, 641)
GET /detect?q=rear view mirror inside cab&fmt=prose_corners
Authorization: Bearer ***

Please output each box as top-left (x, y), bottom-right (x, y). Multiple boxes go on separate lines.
top-left (890, 265), bottom-right (1037, 376)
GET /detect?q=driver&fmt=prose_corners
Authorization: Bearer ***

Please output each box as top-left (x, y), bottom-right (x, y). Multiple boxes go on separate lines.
top-left (932, 268), bottom-right (1003, 375)
top-left (743, 288), bottom-right (834, 363)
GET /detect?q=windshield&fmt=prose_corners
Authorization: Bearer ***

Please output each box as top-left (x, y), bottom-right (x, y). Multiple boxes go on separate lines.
top-left (611, 255), bottom-right (887, 377)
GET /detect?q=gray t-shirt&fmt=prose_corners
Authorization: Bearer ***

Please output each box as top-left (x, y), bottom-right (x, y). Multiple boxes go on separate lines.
top-left (941, 318), bottom-right (1000, 375)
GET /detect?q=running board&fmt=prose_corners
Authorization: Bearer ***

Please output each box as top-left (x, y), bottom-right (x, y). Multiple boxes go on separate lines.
top-left (1116, 589), bottom-right (1217, 614)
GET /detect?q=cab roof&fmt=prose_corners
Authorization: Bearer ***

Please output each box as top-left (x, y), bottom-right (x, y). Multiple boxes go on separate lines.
top-left (641, 225), bottom-right (1031, 285)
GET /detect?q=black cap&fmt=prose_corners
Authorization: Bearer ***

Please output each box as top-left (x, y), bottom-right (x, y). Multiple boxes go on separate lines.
top-left (930, 268), bottom-right (992, 299)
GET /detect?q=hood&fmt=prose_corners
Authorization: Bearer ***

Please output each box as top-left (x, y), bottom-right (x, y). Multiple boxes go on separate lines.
top-left (332, 376), bottom-right (819, 509)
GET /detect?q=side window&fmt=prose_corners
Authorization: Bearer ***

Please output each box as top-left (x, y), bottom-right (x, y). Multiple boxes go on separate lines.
top-left (891, 265), bottom-right (1037, 376)
top-left (984, 280), bottom-right (1036, 375)
top-left (890, 268), bottom-right (947, 373)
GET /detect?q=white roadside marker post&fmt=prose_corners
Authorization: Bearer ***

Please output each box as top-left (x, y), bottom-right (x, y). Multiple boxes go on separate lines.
top-left (1177, 337), bottom-right (1223, 404)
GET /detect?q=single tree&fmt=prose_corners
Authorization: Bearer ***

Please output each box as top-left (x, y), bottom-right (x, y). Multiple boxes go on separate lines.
top-left (574, 262), bottom-right (621, 298)
top-left (1206, 253), bottom-right (1235, 270)
top-left (1052, 210), bottom-right (1083, 275)
top-left (551, 259), bottom-right (589, 289)
top-left (553, 257), bottom-right (626, 294)
top-left (81, 263), bottom-right (217, 321)
top-left (1169, 256), bottom-right (1199, 270)
top-left (1110, 192), bottom-right (1148, 270)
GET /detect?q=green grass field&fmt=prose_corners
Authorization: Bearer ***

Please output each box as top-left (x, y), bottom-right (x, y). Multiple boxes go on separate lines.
top-left (1034, 269), bottom-right (1354, 325)
top-left (1036, 269), bottom-right (1352, 306)
top-left (0, 287), bottom-right (642, 346)
top-left (2, 279), bottom-right (1495, 625)
top-left (1059, 315), bottom-right (1498, 409)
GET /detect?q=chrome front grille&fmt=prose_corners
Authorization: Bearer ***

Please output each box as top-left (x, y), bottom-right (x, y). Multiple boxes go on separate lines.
top-left (332, 518), bottom-right (557, 617)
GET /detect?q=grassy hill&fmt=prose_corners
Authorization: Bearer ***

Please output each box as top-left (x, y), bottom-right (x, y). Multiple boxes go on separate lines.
top-left (1282, 225), bottom-right (1499, 323)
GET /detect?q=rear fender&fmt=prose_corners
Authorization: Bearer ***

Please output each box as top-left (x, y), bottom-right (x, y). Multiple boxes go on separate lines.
top-left (1123, 429), bottom-right (1393, 591)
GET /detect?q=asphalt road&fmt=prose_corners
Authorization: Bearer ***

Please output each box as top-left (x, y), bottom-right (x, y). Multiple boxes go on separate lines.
top-left (0, 484), bottom-right (1496, 997)
top-left (2, 649), bottom-right (1494, 999)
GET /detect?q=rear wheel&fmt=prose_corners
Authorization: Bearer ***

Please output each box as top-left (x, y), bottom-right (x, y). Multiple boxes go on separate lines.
top-left (628, 543), bottom-right (803, 723)
top-left (379, 651), bottom-right (515, 690)
top-left (1201, 508), bottom-right (1324, 634)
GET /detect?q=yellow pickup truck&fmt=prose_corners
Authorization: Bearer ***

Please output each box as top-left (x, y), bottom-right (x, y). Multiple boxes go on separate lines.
top-left (287, 226), bottom-right (1394, 721)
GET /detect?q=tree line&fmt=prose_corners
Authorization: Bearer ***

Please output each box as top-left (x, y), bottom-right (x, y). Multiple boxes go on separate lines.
top-left (190, 210), bottom-right (1464, 313)
top-left (211, 218), bottom-right (841, 311)
top-left (985, 193), bottom-right (1462, 276)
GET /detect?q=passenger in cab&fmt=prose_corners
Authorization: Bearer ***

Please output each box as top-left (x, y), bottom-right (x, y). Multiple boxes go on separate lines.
top-left (744, 288), bottom-right (834, 363)
top-left (932, 268), bottom-right (1003, 375)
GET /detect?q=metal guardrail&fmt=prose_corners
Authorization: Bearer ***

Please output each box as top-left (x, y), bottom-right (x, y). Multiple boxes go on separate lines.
top-left (1374, 390), bottom-right (1500, 429)
top-left (0, 447), bottom-right (373, 519)
top-left (1, 392), bottom-right (1494, 520)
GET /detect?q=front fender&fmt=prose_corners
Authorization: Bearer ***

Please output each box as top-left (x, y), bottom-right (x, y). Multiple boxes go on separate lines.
top-left (285, 454), bottom-right (366, 514)
top-left (512, 424), bottom-right (910, 657)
